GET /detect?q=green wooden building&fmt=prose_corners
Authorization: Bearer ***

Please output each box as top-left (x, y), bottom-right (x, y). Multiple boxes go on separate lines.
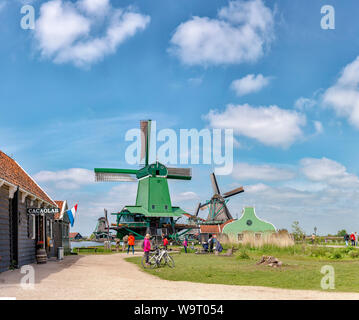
top-left (222, 207), bottom-right (276, 240)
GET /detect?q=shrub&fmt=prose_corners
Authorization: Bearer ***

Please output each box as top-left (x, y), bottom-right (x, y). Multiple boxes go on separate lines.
top-left (236, 250), bottom-right (250, 260)
top-left (349, 250), bottom-right (359, 258)
top-left (329, 251), bottom-right (342, 259)
top-left (308, 246), bottom-right (328, 258)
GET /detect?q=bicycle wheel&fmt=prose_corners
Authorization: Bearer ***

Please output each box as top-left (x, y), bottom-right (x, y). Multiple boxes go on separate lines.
top-left (166, 255), bottom-right (175, 268)
top-left (148, 254), bottom-right (158, 269)
top-left (159, 256), bottom-right (166, 266)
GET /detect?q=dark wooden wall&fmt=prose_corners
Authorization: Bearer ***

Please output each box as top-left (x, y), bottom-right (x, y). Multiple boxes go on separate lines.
top-left (0, 185), bottom-right (10, 272)
top-left (17, 197), bottom-right (37, 267)
top-left (1, 185), bottom-right (58, 273)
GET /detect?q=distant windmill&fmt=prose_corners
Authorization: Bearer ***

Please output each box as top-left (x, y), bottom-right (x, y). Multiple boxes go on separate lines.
top-left (195, 173), bottom-right (244, 224)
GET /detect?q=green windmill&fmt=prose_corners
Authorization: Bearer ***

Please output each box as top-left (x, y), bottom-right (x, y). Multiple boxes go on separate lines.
top-left (94, 120), bottom-right (193, 240)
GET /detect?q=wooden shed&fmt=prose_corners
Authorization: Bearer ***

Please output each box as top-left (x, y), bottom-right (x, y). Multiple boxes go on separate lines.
top-left (54, 201), bottom-right (71, 255)
top-left (0, 151), bottom-right (58, 272)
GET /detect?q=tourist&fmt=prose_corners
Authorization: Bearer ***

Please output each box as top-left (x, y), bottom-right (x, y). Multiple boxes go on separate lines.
top-left (350, 232), bottom-right (356, 246)
top-left (127, 233), bottom-right (135, 255)
top-left (163, 236), bottom-right (169, 250)
top-left (212, 234), bottom-right (218, 252)
top-left (344, 233), bottom-right (350, 246)
top-left (215, 238), bottom-right (223, 253)
top-left (122, 234), bottom-right (128, 251)
top-left (355, 232), bottom-right (358, 246)
top-left (183, 237), bottom-right (188, 253)
top-left (311, 233), bottom-right (315, 244)
top-left (115, 238), bottom-right (120, 252)
top-left (208, 234), bottom-right (214, 253)
top-left (143, 234), bottom-right (151, 265)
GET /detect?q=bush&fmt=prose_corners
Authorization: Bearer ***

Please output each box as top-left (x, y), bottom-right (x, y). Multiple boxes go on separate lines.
top-left (236, 250), bottom-right (250, 260)
top-left (329, 251), bottom-right (342, 259)
top-left (307, 246), bottom-right (329, 258)
top-left (349, 250), bottom-right (359, 258)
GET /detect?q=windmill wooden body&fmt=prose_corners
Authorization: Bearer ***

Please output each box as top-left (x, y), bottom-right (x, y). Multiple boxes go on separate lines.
top-left (94, 120), bottom-right (193, 241)
top-left (195, 173), bottom-right (244, 225)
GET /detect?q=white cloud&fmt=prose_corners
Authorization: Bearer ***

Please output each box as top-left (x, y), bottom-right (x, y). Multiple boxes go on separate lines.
top-left (33, 168), bottom-right (95, 189)
top-left (169, 0), bottom-right (274, 66)
top-left (172, 191), bottom-right (200, 202)
top-left (323, 56), bottom-right (359, 128)
top-left (205, 104), bottom-right (306, 148)
top-left (34, 0), bottom-right (150, 67)
top-left (78, 0), bottom-right (110, 16)
top-left (232, 163), bottom-right (295, 181)
top-left (230, 74), bottom-right (271, 96)
top-left (300, 157), bottom-right (359, 188)
top-left (294, 97), bottom-right (316, 110)
top-left (314, 121), bottom-right (324, 134)
top-left (188, 77), bottom-right (203, 86)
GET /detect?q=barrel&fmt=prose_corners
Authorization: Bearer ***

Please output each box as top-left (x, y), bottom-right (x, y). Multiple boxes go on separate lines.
top-left (58, 247), bottom-right (64, 260)
top-left (36, 248), bottom-right (47, 264)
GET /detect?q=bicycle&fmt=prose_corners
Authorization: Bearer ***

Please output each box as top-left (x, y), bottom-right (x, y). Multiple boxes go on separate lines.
top-left (141, 246), bottom-right (175, 269)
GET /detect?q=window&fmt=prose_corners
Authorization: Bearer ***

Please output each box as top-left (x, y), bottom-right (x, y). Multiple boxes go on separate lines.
top-left (255, 233), bottom-right (262, 240)
top-left (238, 233), bottom-right (243, 241)
top-left (28, 214), bottom-right (36, 240)
top-left (46, 219), bottom-right (53, 239)
top-left (152, 205), bottom-right (155, 209)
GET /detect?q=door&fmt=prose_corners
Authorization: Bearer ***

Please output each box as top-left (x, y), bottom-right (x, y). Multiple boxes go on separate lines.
top-left (9, 190), bottom-right (19, 268)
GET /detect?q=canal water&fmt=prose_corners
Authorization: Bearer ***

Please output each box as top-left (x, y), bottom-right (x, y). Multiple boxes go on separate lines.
top-left (70, 241), bottom-right (116, 249)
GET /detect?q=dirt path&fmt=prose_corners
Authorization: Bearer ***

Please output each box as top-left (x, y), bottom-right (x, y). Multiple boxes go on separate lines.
top-left (0, 253), bottom-right (358, 300)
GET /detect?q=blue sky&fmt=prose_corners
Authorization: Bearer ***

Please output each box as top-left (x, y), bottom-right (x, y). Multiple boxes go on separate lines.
top-left (1, 0), bottom-right (359, 236)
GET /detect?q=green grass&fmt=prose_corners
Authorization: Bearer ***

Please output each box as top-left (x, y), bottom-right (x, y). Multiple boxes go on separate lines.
top-left (126, 245), bottom-right (359, 292)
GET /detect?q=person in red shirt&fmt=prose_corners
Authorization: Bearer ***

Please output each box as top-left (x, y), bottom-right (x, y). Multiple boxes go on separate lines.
top-left (350, 233), bottom-right (356, 246)
top-left (163, 236), bottom-right (169, 250)
top-left (127, 233), bottom-right (135, 255)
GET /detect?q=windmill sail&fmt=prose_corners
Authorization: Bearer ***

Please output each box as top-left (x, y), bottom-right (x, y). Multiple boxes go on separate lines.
top-left (210, 173), bottom-right (220, 195)
top-left (94, 168), bottom-right (138, 182)
top-left (140, 120), bottom-right (151, 166)
top-left (167, 167), bottom-right (192, 180)
top-left (223, 187), bottom-right (244, 198)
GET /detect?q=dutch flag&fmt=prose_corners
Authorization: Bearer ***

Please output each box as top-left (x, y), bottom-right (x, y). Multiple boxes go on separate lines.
top-left (67, 204), bottom-right (78, 227)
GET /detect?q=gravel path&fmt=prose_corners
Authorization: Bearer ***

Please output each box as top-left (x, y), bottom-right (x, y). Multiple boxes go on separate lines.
top-left (0, 253), bottom-right (358, 300)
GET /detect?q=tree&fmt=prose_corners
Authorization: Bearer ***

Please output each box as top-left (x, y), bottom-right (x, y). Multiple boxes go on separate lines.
top-left (291, 221), bottom-right (305, 242)
top-left (337, 229), bottom-right (347, 237)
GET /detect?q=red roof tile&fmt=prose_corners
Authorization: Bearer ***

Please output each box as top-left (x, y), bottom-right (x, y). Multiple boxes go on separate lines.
top-left (69, 232), bottom-right (81, 239)
top-left (0, 150), bottom-right (55, 206)
top-left (200, 219), bottom-right (235, 233)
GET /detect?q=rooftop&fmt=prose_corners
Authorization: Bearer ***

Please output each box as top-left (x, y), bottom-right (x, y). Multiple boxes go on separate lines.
top-left (0, 150), bottom-right (56, 206)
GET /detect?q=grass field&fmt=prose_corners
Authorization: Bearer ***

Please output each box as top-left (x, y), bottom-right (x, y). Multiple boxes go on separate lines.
top-left (126, 245), bottom-right (359, 292)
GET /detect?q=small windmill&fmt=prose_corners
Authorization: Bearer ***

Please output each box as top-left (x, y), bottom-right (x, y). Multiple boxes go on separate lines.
top-left (195, 173), bottom-right (244, 224)
top-left (94, 120), bottom-right (192, 239)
